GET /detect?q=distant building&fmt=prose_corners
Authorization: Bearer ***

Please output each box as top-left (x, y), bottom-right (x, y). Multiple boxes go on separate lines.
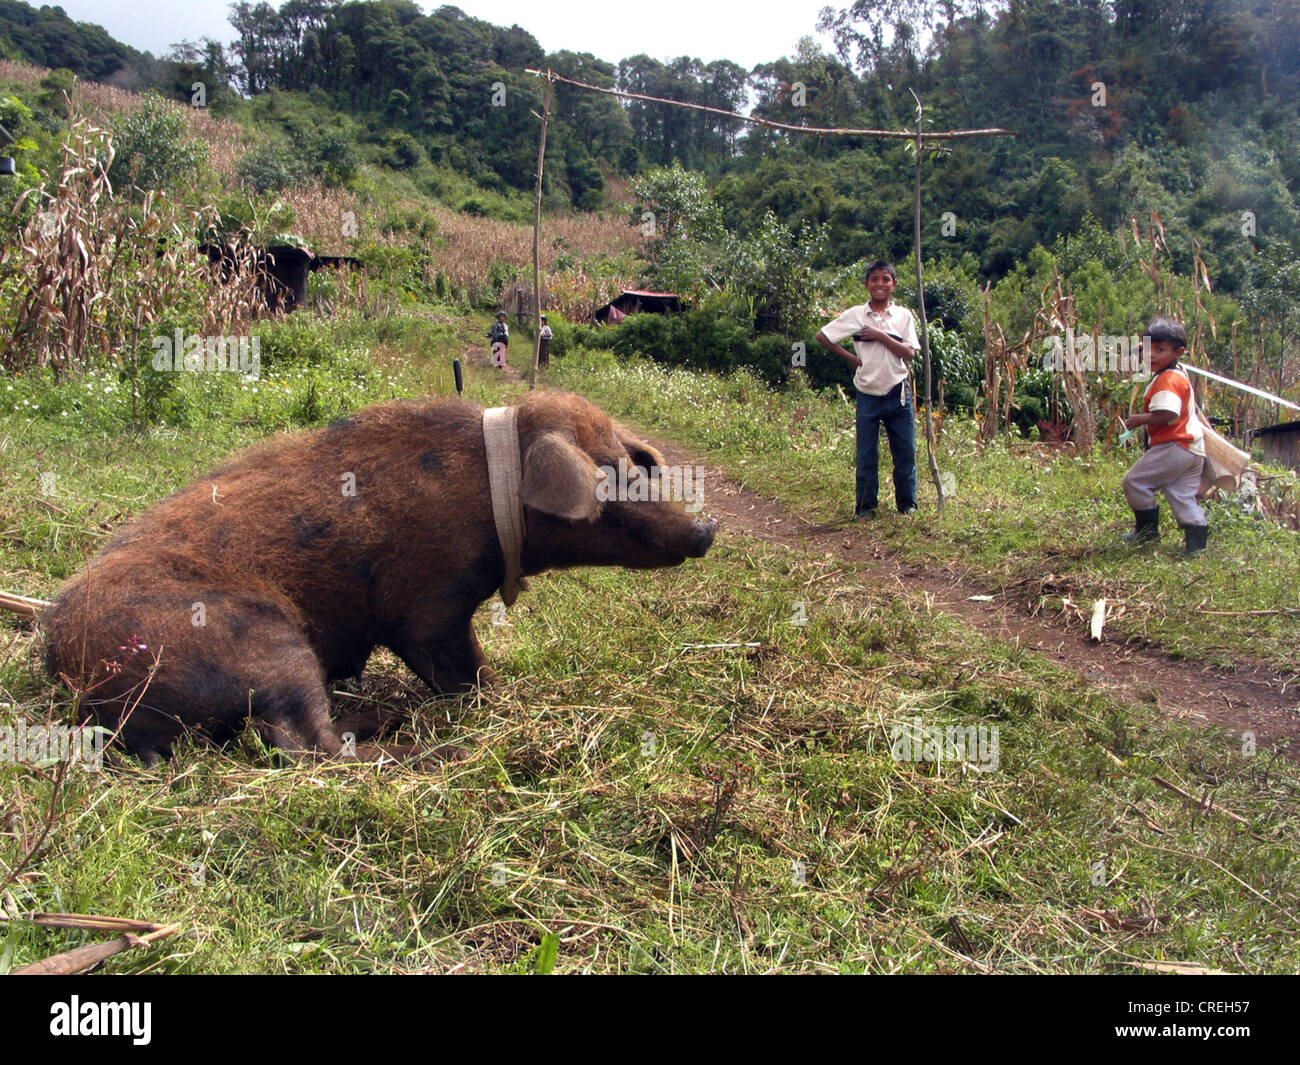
top-left (1251, 421), bottom-right (1300, 471)
top-left (593, 289), bottom-right (683, 325)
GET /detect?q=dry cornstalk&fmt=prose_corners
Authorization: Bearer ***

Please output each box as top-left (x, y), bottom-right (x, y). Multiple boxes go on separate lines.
top-left (1, 111), bottom-right (267, 377)
top-left (10, 921), bottom-right (182, 976)
top-left (1043, 268), bottom-right (1097, 450)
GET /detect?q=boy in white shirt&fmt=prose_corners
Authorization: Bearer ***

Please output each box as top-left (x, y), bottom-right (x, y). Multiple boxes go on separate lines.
top-left (816, 261), bottom-right (922, 518)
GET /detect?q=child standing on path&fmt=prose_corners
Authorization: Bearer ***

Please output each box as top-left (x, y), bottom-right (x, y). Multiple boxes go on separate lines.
top-left (538, 314), bottom-right (553, 368)
top-left (816, 261), bottom-right (921, 518)
top-left (1121, 317), bottom-right (1209, 555)
top-left (489, 311), bottom-right (510, 369)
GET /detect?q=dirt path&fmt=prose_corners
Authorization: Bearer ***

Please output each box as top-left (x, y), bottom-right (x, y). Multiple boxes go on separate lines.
top-left (643, 432), bottom-right (1300, 760)
top-left (465, 347), bottom-right (1299, 757)
top-left (463, 342), bottom-right (526, 385)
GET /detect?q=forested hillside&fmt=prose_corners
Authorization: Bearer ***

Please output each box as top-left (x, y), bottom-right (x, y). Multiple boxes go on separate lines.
top-left (0, 0), bottom-right (140, 79)
top-left (5, 2), bottom-right (1297, 283)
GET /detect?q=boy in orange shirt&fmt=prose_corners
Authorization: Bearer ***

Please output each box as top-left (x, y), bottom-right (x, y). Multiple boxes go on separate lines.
top-left (1121, 318), bottom-right (1208, 555)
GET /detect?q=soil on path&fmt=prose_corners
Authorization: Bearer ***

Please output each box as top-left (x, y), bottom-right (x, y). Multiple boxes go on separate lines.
top-left (463, 341), bottom-right (527, 385)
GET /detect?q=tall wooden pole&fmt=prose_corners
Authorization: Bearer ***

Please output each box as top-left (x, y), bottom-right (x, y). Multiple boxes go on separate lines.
top-left (911, 91), bottom-right (944, 514)
top-left (523, 70), bottom-right (1014, 476)
top-left (529, 73), bottom-right (553, 391)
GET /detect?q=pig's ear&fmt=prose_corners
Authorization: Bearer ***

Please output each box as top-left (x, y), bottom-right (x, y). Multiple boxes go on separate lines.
top-left (520, 432), bottom-right (603, 521)
top-left (614, 423), bottom-right (665, 467)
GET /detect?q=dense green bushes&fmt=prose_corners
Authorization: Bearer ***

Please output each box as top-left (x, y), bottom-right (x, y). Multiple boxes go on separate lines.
top-left (107, 92), bottom-right (209, 196)
top-left (549, 280), bottom-right (989, 403)
top-left (549, 295), bottom-right (836, 388)
top-left (236, 139), bottom-right (310, 192)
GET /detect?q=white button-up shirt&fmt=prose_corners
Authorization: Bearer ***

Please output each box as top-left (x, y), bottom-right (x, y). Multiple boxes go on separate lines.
top-left (821, 302), bottom-right (920, 396)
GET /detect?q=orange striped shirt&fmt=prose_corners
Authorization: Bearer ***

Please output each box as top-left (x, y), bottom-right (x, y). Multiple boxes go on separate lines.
top-left (1144, 367), bottom-right (1205, 456)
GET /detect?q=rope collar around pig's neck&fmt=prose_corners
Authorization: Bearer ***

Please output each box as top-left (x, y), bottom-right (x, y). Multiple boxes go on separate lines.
top-left (482, 406), bottom-right (528, 607)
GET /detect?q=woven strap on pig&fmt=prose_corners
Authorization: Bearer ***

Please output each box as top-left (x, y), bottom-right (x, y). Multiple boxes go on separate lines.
top-left (482, 406), bottom-right (528, 607)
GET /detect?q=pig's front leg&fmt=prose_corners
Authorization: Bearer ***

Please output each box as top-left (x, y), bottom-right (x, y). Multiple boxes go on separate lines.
top-left (395, 619), bottom-right (495, 694)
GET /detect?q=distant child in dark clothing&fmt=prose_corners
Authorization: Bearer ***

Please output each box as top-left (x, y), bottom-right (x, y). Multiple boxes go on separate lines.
top-left (489, 311), bottom-right (509, 369)
top-left (539, 314), bottom-right (553, 367)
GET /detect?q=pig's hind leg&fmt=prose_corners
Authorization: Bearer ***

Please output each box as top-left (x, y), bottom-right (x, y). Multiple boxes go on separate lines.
top-left (225, 612), bottom-right (343, 760)
top-left (249, 679), bottom-right (342, 760)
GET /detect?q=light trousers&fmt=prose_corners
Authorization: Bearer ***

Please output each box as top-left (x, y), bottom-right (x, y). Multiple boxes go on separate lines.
top-left (1122, 441), bottom-right (1206, 526)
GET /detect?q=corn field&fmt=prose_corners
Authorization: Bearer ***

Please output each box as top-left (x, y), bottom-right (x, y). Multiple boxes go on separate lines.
top-left (0, 117), bottom-right (265, 376)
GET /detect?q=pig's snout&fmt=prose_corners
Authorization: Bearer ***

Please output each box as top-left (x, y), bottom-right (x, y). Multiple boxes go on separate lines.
top-left (687, 517), bottom-right (717, 557)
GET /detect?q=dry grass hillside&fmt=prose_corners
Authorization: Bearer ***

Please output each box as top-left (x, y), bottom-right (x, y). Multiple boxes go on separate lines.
top-left (1, 58), bottom-right (645, 313)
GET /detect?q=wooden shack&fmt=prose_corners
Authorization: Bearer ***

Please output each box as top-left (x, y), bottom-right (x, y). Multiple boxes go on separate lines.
top-left (1252, 421), bottom-right (1300, 471)
top-left (593, 289), bottom-right (683, 325)
top-left (199, 243), bottom-right (362, 314)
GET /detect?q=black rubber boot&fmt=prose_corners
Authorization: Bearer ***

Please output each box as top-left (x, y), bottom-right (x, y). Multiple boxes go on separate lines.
top-left (1183, 524), bottom-right (1209, 556)
top-left (1124, 508), bottom-right (1160, 544)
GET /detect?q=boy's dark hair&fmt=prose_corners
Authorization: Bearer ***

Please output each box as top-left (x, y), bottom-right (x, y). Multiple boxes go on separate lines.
top-left (1146, 317), bottom-right (1187, 349)
top-left (864, 260), bottom-right (897, 282)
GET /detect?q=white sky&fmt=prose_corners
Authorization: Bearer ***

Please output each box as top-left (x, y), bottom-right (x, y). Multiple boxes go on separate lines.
top-left (55, 0), bottom-right (839, 69)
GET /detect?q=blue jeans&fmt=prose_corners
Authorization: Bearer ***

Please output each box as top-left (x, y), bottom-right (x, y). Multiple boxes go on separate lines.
top-left (855, 381), bottom-right (917, 514)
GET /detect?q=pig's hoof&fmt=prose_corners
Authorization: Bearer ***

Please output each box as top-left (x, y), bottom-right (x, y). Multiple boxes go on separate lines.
top-left (428, 743), bottom-right (472, 763)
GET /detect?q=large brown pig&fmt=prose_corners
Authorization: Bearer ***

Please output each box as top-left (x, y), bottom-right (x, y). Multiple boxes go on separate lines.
top-left (42, 391), bottom-right (716, 763)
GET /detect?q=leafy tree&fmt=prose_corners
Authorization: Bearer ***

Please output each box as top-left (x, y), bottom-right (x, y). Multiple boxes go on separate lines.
top-left (237, 139), bottom-right (311, 192)
top-left (631, 163), bottom-right (720, 246)
top-left (618, 54), bottom-right (747, 167)
top-left (165, 38), bottom-right (235, 110)
top-left (107, 93), bottom-right (209, 197)
top-left (228, 1), bottom-right (279, 95)
top-left (724, 212), bottom-right (831, 334)
top-left (630, 163), bottom-right (725, 291)
top-left (549, 50), bottom-right (635, 171)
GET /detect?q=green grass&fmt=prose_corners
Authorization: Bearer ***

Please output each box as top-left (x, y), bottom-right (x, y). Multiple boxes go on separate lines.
top-left (2, 313), bottom-right (1297, 973)
top-left (548, 349), bottom-right (1300, 671)
top-left (4, 535), bottom-right (1297, 973)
